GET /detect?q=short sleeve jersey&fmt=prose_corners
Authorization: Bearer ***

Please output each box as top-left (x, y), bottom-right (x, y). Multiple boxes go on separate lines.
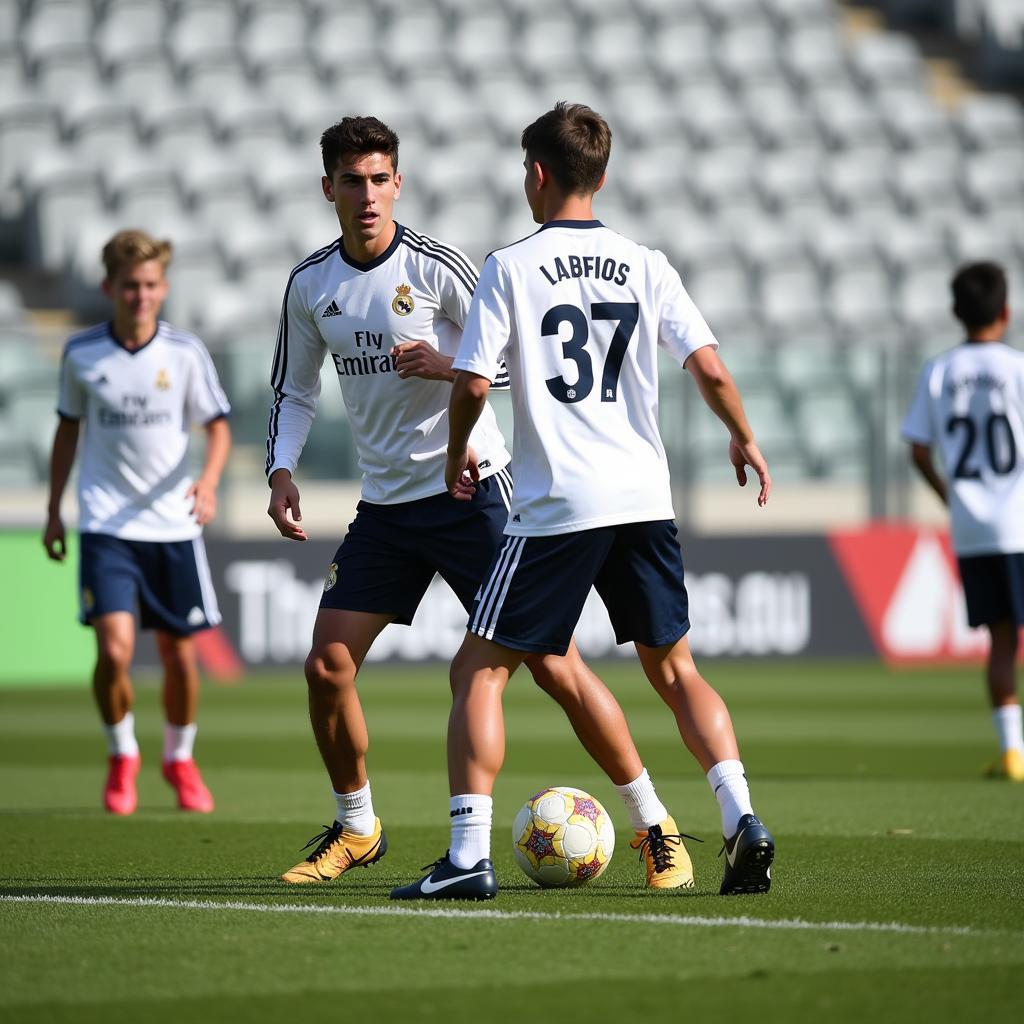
top-left (57, 321), bottom-right (231, 541)
top-left (265, 225), bottom-right (511, 504)
top-left (901, 340), bottom-right (1024, 556)
top-left (452, 220), bottom-right (718, 536)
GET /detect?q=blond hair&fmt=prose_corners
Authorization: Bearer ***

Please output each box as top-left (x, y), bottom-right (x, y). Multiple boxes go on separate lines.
top-left (101, 229), bottom-right (173, 280)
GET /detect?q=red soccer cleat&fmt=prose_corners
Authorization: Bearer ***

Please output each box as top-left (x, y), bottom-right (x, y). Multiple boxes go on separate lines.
top-left (162, 758), bottom-right (215, 813)
top-left (104, 754), bottom-right (141, 815)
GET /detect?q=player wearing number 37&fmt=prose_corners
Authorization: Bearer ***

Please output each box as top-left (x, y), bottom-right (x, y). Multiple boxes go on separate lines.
top-left (392, 102), bottom-right (775, 901)
top-left (902, 262), bottom-right (1024, 781)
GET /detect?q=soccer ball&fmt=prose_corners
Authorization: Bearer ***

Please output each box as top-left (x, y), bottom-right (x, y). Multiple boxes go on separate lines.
top-left (512, 786), bottom-right (615, 888)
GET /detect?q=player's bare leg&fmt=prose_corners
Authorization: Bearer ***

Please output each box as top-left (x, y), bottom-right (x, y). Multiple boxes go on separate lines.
top-left (156, 631), bottom-right (213, 812)
top-left (984, 620), bottom-right (1024, 781)
top-left (636, 636), bottom-right (773, 895)
top-left (524, 640), bottom-right (643, 786)
top-left (91, 611), bottom-right (140, 814)
top-left (447, 633), bottom-right (524, 796)
top-left (91, 612), bottom-right (135, 725)
top-left (281, 608), bottom-right (392, 883)
top-left (391, 633), bottom-right (521, 900)
top-left (635, 636), bottom-right (739, 772)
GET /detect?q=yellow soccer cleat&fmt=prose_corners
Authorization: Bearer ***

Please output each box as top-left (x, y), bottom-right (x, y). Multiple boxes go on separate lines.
top-left (630, 815), bottom-right (700, 890)
top-left (985, 749), bottom-right (1024, 782)
top-left (281, 818), bottom-right (388, 883)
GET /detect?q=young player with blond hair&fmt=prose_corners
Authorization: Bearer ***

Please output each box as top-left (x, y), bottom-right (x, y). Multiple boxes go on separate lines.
top-left (392, 102), bottom-right (775, 902)
top-left (44, 229), bottom-right (231, 815)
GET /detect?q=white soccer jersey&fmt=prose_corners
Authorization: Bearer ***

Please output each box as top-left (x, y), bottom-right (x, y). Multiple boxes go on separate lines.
top-left (453, 220), bottom-right (718, 536)
top-left (266, 224), bottom-right (510, 504)
top-left (902, 340), bottom-right (1024, 555)
top-left (57, 321), bottom-right (231, 542)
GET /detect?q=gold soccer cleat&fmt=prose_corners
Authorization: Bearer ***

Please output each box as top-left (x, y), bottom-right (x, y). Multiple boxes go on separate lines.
top-left (280, 818), bottom-right (388, 883)
top-left (630, 815), bottom-right (700, 889)
top-left (985, 749), bottom-right (1024, 782)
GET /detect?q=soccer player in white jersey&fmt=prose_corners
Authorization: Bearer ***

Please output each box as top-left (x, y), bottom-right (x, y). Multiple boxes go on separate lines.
top-left (267, 116), bottom-right (691, 889)
top-left (391, 103), bottom-right (776, 902)
top-left (902, 262), bottom-right (1024, 782)
top-left (44, 229), bottom-right (232, 815)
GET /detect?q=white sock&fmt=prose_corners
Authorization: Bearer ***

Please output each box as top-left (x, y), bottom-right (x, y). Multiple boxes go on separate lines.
top-left (104, 712), bottom-right (139, 758)
top-left (334, 781), bottom-right (376, 835)
top-left (163, 722), bottom-right (197, 763)
top-left (449, 794), bottom-right (492, 870)
top-left (707, 759), bottom-right (755, 838)
top-left (993, 704), bottom-right (1024, 753)
top-left (614, 767), bottom-right (670, 832)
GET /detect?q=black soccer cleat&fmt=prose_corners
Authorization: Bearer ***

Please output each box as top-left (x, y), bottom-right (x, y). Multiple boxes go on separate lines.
top-left (389, 853), bottom-right (497, 901)
top-left (719, 814), bottom-right (774, 895)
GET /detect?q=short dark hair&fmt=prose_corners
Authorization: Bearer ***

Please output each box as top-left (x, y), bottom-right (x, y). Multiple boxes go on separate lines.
top-left (951, 261), bottom-right (1008, 332)
top-left (320, 116), bottom-right (399, 177)
top-left (520, 102), bottom-right (611, 195)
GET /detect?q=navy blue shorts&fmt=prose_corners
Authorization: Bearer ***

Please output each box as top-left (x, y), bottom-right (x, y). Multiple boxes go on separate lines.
top-left (321, 469), bottom-right (514, 623)
top-left (79, 532), bottom-right (221, 636)
top-left (958, 552), bottom-right (1024, 628)
top-left (469, 520), bottom-right (691, 656)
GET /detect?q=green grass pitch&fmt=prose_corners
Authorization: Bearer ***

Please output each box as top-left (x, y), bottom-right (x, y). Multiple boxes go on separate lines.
top-left (2, 660), bottom-right (1022, 1022)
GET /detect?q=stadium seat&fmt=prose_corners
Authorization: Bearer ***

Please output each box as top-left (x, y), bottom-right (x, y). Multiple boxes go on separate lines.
top-left (0, 96), bottom-right (61, 194)
top-left (877, 89), bottom-right (959, 155)
top-left (685, 264), bottom-right (763, 341)
top-left (177, 150), bottom-right (255, 230)
top-left (687, 149), bottom-right (761, 218)
top-left (759, 265), bottom-right (828, 342)
top-left (103, 153), bottom-right (183, 227)
top-left (732, 217), bottom-right (811, 279)
top-left (811, 85), bottom-right (892, 152)
top-left (0, 281), bottom-right (26, 327)
top-left (716, 25), bottom-right (786, 90)
top-left (94, 0), bottom-right (165, 78)
top-left (848, 32), bottom-right (925, 92)
top-left (870, 215), bottom-right (951, 275)
top-left (649, 17), bottom-right (719, 88)
top-left (821, 150), bottom-right (901, 217)
top-left (680, 86), bottom-right (755, 152)
top-left (828, 266), bottom-right (898, 343)
top-left (19, 1), bottom-right (93, 76)
top-left (606, 80), bottom-right (687, 149)
top-left (755, 151), bottom-right (830, 218)
top-left (948, 214), bottom-right (1024, 266)
top-left (211, 93), bottom-right (291, 157)
top-left (447, 9), bottom-right (517, 80)
top-left (309, 7), bottom-right (381, 81)
top-left (698, 0), bottom-right (767, 32)
top-left (584, 14), bottom-right (650, 87)
top-left (168, 5), bottom-right (242, 89)
top-left (742, 82), bottom-right (821, 154)
top-left (60, 93), bottom-right (141, 162)
top-left (381, 9), bottom-right (449, 80)
top-left (890, 153), bottom-right (965, 220)
top-left (239, 5), bottom-right (308, 80)
top-left (799, 216), bottom-right (881, 276)
top-left (796, 391), bottom-right (867, 478)
top-left (897, 266), bottom-right (962, 342)
top-left (954, 93), bottom-right (1024, 153)
top-left (960, 151), bottom-right (1024, 214)
top-left (781, 23), bottom-right (850, 89)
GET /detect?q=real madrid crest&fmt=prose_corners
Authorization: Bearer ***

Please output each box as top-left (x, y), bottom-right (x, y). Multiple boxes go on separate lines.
top-left (323, 562), bottom-right (338, 592)
top-left (155, 369), bottom-right (171, 390)
top-left (392, 283), bottom-right (414, 316)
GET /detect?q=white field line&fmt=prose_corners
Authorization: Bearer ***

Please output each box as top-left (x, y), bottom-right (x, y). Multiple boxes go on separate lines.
top-left (0, 894), bottom-right (1009, 938)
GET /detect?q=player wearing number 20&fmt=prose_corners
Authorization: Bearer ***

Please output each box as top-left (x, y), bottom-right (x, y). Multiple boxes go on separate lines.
top-left (902, 262), bottom-right (1024, 781)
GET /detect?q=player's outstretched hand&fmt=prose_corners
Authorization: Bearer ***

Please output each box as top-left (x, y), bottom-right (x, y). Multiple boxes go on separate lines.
top-left (43, 513), bottom-right (66, 561)
top-left (392, 341), bottom-right (454, 381)
top-left (267, 470), bottom-right (308, 541)
top-left (446, 446), bottom-right (479, 501)
top-left (729, 438), bottom-right (771, 508)
top-left (187, 477), bottom-right (218, 525)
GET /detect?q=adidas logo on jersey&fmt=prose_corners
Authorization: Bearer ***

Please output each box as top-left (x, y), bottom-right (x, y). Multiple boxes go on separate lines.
top-left (322, 300), bottom-right (343, 318)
